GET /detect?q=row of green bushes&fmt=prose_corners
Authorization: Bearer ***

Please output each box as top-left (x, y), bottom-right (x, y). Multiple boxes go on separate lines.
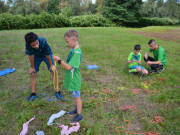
top-left (0, 13), bottom-right (113, 30)
top-left (0, 13), bottom-right (179, 30)
top-left (139, 17), bottom-right (179, 27)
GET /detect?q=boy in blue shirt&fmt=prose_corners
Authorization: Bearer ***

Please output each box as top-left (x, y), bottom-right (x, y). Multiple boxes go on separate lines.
top-left (25, 32), bottom-right (63, 101)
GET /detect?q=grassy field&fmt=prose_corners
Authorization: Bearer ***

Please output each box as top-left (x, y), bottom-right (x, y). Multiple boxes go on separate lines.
top-left (0, 26), bottom-right (180, 135)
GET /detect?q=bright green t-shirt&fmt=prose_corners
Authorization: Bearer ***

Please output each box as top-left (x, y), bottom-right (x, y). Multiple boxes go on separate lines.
top-left (64, 48), bottom-right (82, 91)
top-left (149, 45), bottom-right (167, 67)
top-left (128, 52), bottom-right (141, 68)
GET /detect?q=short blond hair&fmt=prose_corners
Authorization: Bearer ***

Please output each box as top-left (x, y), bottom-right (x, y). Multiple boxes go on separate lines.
top-left (64, 30), bottom-right (78, 39)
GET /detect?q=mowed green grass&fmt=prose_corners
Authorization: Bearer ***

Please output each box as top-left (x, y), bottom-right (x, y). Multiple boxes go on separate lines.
top-left (0, 26), bottom-right (180, 135)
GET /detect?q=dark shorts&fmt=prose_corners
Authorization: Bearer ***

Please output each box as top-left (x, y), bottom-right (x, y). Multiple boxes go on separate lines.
top-left (33, 55), bottom-right (54, 72)
top-left (144, 56), bottom-right (163, 71)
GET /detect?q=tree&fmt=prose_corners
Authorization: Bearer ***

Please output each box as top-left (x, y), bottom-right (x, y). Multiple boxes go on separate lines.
top-left (8, 0), bottom-right (42, 15)
top-left (140, 0), bottom-right (156, 17)
top-left (80, 0), bottom-right (97, 14)
top-left (0, 0), bottom-right (9, 13)
top-left (102, 0), bottom-right (143, 26)
top-left (68, 0), bottom-right (81, 15)
top-left (164, 0), bottom-right (180, 19)
top-left (87, 2), bottom-right (97, 14)
top-left (140, 0), bottom-right (180, 19)
top-left (96, 0), bottom-right (102, 13)
top-left (10, 0), bottom-right (27, 16)
top-left (47, 0), bottom-right (61, 14)
top-left (37, 0), bottom-right (48, 12)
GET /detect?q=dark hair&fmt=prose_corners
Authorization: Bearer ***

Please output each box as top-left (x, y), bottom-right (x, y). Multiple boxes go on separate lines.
top-left (64, 30), bottom-right (78, 38)
top-left (148, 39), bottom-right (155, 45)
top-left (25, 32), bottom-right (38, 44)
top-left (134, 44), bottom-right (141, 50)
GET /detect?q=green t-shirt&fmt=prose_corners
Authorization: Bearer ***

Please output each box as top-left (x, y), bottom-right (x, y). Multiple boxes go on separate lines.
top-left (149, 45), bottom-right (167, 67)
top-left (128, 52), bottom-right (141, 68)
top-left (64, 48), bottom-right (82, 91)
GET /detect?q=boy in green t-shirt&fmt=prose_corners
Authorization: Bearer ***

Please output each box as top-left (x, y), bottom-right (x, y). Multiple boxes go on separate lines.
top-left (54, 30), bottom-right (83, 122)
top-left (144, 39), bottom-right (167, 73)
top-left (128, 44), bottom-right (148, 75)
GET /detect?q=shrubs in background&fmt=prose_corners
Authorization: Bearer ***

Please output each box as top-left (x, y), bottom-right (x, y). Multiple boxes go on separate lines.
top-left (139, 17), bottom-right (179, 27)
top-left (0, 13), bottom-right (113, 30)
top-left (0, 13), bottom-right (179, 30)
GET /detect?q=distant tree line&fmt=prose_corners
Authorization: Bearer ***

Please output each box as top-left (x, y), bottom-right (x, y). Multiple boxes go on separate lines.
top-left (0, 0), bottom-right (179, 27)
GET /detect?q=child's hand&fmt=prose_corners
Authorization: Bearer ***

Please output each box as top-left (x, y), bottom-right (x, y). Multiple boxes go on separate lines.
top-left (29, 67), bottom-right (36, 74)
top-left (53, 56), bottom-right (60, 62)
top-left (50, 65), bottom-right (56, 72)
top-left (144, 54), bottom-right (148, 59)
top-left (137, 61), bottom-right (141, 64)
top-left (147, 61), bottom-right (151, 65)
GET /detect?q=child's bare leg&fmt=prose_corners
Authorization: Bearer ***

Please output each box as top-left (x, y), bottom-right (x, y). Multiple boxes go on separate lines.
top-left (30, 73), bottom-right (36, 93)
top-left (72, 96), bottom-right (83, 122)
top-left (143, 69), bottom-right (148, 75)
top-left (74, 97), bottom-right (82, 114)
top-left (136, 67), bottom-right (141, 72)
top-left (27, 72), bottom-right (37, 101)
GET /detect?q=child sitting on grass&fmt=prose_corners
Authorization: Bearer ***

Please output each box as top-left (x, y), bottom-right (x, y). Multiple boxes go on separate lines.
top-left (128, 44), bottom-right (148, 75)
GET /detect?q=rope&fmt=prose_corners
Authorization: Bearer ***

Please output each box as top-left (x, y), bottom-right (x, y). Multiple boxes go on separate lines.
top-left (52, 61), bottom-right (59, 90)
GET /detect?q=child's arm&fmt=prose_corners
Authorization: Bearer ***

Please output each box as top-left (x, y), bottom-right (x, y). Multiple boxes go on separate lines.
top-left (137, 61), bottom-right (141, 64)
top-left (42, 39), bottom-right (54, 70)
top-left (128, 60), bottom-right (141, 65)
top-left (147, 60), bottom-right (161, 65)
top-left (144, 52), bottom-right (149, 59)
top-left (137, 54), bottom-right (141, 65)
top-left (53, 56), bottom-right (73, 71)
top-left (28, 55), bottom-right (36, 73)
top-left (61, 61), bottom-right (73, 70)
top-left (28, 55), bottom-right (34, 68)
top-left (128, 59), bottom-right (137, 64)
top-left (46, 55), bottom-right (55, 71)
top-left (128, 52), bottom-right (137, 64)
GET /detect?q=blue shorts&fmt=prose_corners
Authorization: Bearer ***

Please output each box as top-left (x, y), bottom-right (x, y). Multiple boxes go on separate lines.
top-left (72, 91), bottom-right (80, 98)
top-left (33, 55), bottom-right (54, 72)
top-left (130, 65), bottom-right (145, 70)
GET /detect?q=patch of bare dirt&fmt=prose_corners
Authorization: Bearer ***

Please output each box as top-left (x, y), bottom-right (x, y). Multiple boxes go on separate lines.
top-left (133, 29), bottom-right (180, 43)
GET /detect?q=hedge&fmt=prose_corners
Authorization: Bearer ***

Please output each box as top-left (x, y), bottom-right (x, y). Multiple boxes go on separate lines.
top-left (139, 17), bottom-right (179, 27)
top-left (0, 13), bottom-right (179, 30)
top-left (0, 13), bottom-right (113, 30)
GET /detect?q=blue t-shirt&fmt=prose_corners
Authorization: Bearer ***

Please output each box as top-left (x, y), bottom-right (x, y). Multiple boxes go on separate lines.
top-left (25, 37), bottom-right (52, 57)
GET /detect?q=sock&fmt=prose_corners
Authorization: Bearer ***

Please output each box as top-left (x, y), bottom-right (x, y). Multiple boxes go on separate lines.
top-left (56, 91), bottom-right (61, 94)
top-left (31, 93), bottom-right (36, 96)
top-left (77, 114), bottom-right (82, 116)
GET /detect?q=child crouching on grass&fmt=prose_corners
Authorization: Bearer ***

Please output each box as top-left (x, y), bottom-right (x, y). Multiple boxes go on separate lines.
top-left (128, 44), bottom-right (148, 75)
top-left (54, 30), bottom-right (83, 122)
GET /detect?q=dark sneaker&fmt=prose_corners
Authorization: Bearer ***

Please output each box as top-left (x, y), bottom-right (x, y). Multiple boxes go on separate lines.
top-left (68, 108), bottom-right (77, 115)
top-left (149, 70), bottom-right (157, 74)
top-left (55, 91), bottom-right (64, 100)
top-left (157, 68), bottom-right (164, 74)
top-left (149, 68), bottom-right (164, 74)
top-left (27, 93), bottom-right (37, 101)
top-left (72, 114), bottom-right (83, 122)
